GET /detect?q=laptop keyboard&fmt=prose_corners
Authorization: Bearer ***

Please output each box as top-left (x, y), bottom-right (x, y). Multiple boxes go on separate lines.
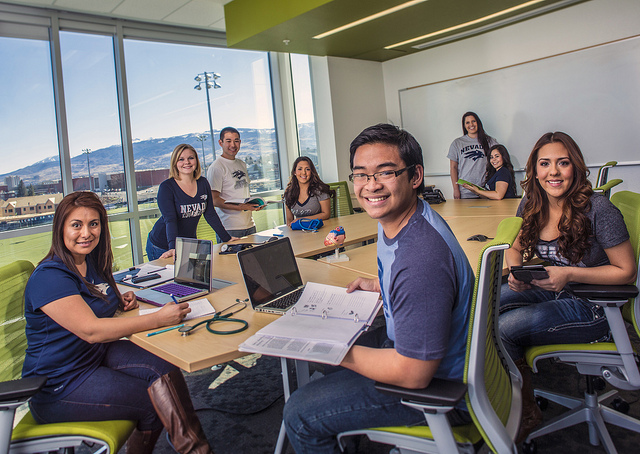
top-left (153, 283), bottom-right (202, 298)
top-left (264, 287), bottom-right (304, 309)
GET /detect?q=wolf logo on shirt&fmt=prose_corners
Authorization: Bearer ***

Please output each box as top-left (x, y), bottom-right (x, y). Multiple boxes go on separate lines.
top-left (232, 169), bottom-right (249, 190)
top-left (462, 148), bottom-right (486, 162)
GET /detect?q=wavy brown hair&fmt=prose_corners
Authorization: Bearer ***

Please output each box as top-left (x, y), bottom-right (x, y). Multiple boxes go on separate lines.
top-left (283, 157), bottom-right (332, 209)
top-left (519, 132), bottom-right (593, 264)
top-left (42, 191), bottom-right (122, 302)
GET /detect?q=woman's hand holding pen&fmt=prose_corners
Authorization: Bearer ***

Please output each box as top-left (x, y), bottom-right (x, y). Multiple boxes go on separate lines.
top-left (121, 291), bottom-right (138, 311)
top-left (156, 301), bottom-right (191, 327)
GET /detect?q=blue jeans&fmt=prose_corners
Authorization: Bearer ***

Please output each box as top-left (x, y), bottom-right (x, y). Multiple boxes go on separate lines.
top-left (146, 236), bottom-right (167, 261)
top-left (29, 340), bottom-right (176, 431)
top-left (217, 225), bottom-right (256, 243)
top-left (498, 283), bottom-right (610, 362)
top-left (283, 327), bottom-right (471, 454)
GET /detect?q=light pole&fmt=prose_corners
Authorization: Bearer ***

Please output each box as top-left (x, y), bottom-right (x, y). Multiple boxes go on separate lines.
top-left (82, 148), bottom-right (92, 191)
top-left (195, 134), bottom-right (208, 171)
top-left (194, 72), bottom-right (221, 161)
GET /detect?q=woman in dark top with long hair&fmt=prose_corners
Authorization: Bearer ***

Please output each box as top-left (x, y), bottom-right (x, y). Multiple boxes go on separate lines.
top-left (283, 157), bottom-right (332, 226)
top-left (23, 191), bottom-right (213, 453)
top-left (498, 132), bottom-right (636, 443)
top-left (463, 144), bottom-right (517, 199)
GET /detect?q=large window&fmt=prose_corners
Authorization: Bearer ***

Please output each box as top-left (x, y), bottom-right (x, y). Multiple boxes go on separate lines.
top-left (0, 7), bottom-right (315, 268)
top-left (124, 40), bottom-right (280, 208)
top-left (0, 35), bottom-right (60, 266)
top-left (290, 54), bottom-right (318, 167)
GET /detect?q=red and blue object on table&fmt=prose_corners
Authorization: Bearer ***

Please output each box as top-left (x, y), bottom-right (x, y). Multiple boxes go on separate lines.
top-left (324, 226), bottom-right (346, 247)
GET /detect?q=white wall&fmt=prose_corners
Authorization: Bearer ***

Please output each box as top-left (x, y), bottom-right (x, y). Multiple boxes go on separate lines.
top-left (312, 56), bottom-right (387, 187)
top-left (380, 0), bottom-right (640, 199)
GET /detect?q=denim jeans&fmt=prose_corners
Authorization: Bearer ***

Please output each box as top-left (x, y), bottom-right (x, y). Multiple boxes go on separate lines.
top-left (29, 340), bottom-right (177, 431)
top-left (498, 283), bottom-right (610, 362)
top-left (283, 327), bottom-right (471, 454)
top-left (216, 225), bottom-right (256, 243)
top-left (146, 236), bottom-right (168, 261)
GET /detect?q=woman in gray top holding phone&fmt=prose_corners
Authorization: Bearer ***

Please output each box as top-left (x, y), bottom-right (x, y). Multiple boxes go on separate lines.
top-left (499, 132), bottom-right (636, 443)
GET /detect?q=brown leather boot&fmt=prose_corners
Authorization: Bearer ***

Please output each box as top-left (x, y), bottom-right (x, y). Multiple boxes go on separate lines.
top-left (147, 369), bottom-right (214, 454)
top-left (126, 428), bottom-right (162, 454)
top-left (515, 358), bottom-right (543, 444)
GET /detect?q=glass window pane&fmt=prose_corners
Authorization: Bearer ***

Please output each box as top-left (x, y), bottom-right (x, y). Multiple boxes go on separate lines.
top-left (123, 40), bottom-right (280, 211)
top-left (0, 36), bottom-right (61, 240)
top-left (59, 31), bottom-right (127, 212)
top-left (291, 53), bottom-right (318, 167)
top-left (109, 218), bottom-right (133, 271)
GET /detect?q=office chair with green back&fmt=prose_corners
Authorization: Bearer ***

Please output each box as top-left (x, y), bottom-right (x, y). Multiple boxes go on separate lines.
top-left (0, 260), bottom-right (135, 454)
top-left (522, 190), bottom-right (640, 454)
top-left (595, 161), bottom-right (617, 188)
top-left (196, 217), bottom-right (219, 244)
top-left (328, 181), bottom-right (354, 218)
top-left (337, 217), bottom-right (523, 453)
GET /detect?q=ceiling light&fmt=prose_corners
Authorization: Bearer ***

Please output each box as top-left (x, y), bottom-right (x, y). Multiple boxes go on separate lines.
top-left (313, 0), bottom-right (428, 40)
top-left (385, 0), bottom-right (548, 49)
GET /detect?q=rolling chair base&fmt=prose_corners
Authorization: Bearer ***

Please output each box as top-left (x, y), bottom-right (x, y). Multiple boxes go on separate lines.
top-left (527, 387), bottom-right (640, 453)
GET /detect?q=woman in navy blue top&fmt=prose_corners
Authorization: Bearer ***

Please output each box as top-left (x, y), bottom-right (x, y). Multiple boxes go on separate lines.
top-left (23, 191), bottom-right (214, 453)
top-left (147, 143), bottom-right (232, 260)
top-left (463, 144), bottom-right (517, 199)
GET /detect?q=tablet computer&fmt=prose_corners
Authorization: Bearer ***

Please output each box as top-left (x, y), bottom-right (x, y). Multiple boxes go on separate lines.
top-left (510, 265), bottom-right (549, 283)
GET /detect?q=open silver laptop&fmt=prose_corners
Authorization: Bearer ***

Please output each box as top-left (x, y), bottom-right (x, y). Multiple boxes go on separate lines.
top-left (236, 237), bottom-right (305, 314)
top-left (136, 237), bottom-right (233, 307)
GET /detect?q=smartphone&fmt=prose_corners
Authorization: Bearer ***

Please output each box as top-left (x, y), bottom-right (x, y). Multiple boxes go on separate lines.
top-left (510, 265), bottom-right (549, 283)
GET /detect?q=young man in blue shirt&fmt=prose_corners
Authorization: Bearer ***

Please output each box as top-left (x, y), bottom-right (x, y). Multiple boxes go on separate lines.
top-left (283, 123), bottom-right (475, 453)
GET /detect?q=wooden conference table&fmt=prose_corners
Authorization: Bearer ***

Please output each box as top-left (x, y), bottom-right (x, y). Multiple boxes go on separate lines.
top-left (127, 198), bottom-right (520, 372)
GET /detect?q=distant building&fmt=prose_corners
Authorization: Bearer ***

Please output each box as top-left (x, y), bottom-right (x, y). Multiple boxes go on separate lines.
top-left (0, 194), bottom-right (63, 217)
top-left (4, 175), bottom-right (20, 190)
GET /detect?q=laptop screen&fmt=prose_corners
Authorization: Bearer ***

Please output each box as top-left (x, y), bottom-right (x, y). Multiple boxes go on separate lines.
top-left (237, 238), bottom-right (303, 306)
top-left (174, 237), bottom-right (212, 288)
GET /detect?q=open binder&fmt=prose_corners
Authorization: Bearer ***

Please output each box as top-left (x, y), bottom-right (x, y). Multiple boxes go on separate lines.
top-left (239, 282), bottom-right (382, 365)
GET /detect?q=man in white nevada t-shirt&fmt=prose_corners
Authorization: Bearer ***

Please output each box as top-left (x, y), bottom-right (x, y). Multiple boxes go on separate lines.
top-left (207, 127), bottom-right (261, 241)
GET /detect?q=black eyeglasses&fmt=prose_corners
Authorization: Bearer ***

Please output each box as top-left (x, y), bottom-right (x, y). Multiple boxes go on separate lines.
top-left (349, 165), bottom-right (415, 186)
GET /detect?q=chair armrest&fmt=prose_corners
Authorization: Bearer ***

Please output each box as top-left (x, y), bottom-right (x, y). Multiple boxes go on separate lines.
top-left (568, 283), bottom-right (638, 304)
top-left (0, 376), bottom-right (47, 402)
top-left (374, 378), bottom-right (467, 407)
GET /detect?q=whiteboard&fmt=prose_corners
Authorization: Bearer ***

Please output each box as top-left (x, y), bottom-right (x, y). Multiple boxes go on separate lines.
top-left (400, 35), bottom-right (640, 175)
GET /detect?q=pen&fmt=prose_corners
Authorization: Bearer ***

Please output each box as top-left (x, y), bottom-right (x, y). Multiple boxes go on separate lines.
top-left (171, 295), bottom-right (179, 304)
top-left (146, 324), bottom-right (184, 337)
top-left (273, 234), bottom-right (284, 237)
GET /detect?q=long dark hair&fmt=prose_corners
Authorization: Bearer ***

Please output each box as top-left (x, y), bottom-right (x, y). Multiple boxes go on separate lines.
top-left (462, 111), bottom-right (493, 158)
top-left (42, 191), bottom-right (121, 301)
top-left (519, 132), bottom-right (593, 264)
top-left (283, 157), bottom-right (331, 208)
top-left (484, 144), bottom-right (517, 196)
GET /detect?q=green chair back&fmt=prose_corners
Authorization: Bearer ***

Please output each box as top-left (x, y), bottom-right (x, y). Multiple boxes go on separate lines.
top-left (611, 191), bottom-right (640, 335)
top-left (327, 181), bottom-right (354, 218)
top-left (0, 260), bottom-right (34, 382)
top-left (464, 217), bottom-right (522, 452)
top-left (595, 161), bottom-right (617, 188)
top-left (196, 217), bottom-right (219, 244)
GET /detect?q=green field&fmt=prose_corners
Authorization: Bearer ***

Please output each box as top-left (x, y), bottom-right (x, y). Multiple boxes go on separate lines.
top-left (0, 202), bottom-right (284, 271)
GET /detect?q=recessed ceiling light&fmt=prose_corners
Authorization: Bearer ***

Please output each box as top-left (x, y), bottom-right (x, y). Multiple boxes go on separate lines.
top-left (385, 0), bottom-right (547, 49)
top-left (313, 0), bottom-right (428, 40)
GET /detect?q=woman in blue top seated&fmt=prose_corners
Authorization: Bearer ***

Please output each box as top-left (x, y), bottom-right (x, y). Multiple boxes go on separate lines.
top-left (23, 191), bottom-right (214, 454)
top-left (463, 144), bottom-right (517, 199)
top-left (498, 132), bottom-right (636, 443)
top-left (147, 143), bottom-right (232, 260)
top-left (283, 156), bottom-right (333, 227)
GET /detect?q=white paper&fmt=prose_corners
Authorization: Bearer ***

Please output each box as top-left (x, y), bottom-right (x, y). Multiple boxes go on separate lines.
top-left (139, 297), bottom-right (215, 321)
top-left (239, 282), bottom-right (381, 365)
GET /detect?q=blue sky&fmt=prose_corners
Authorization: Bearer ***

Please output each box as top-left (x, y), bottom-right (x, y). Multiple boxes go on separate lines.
top-left (1, 33), bottom-right (313, 175)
